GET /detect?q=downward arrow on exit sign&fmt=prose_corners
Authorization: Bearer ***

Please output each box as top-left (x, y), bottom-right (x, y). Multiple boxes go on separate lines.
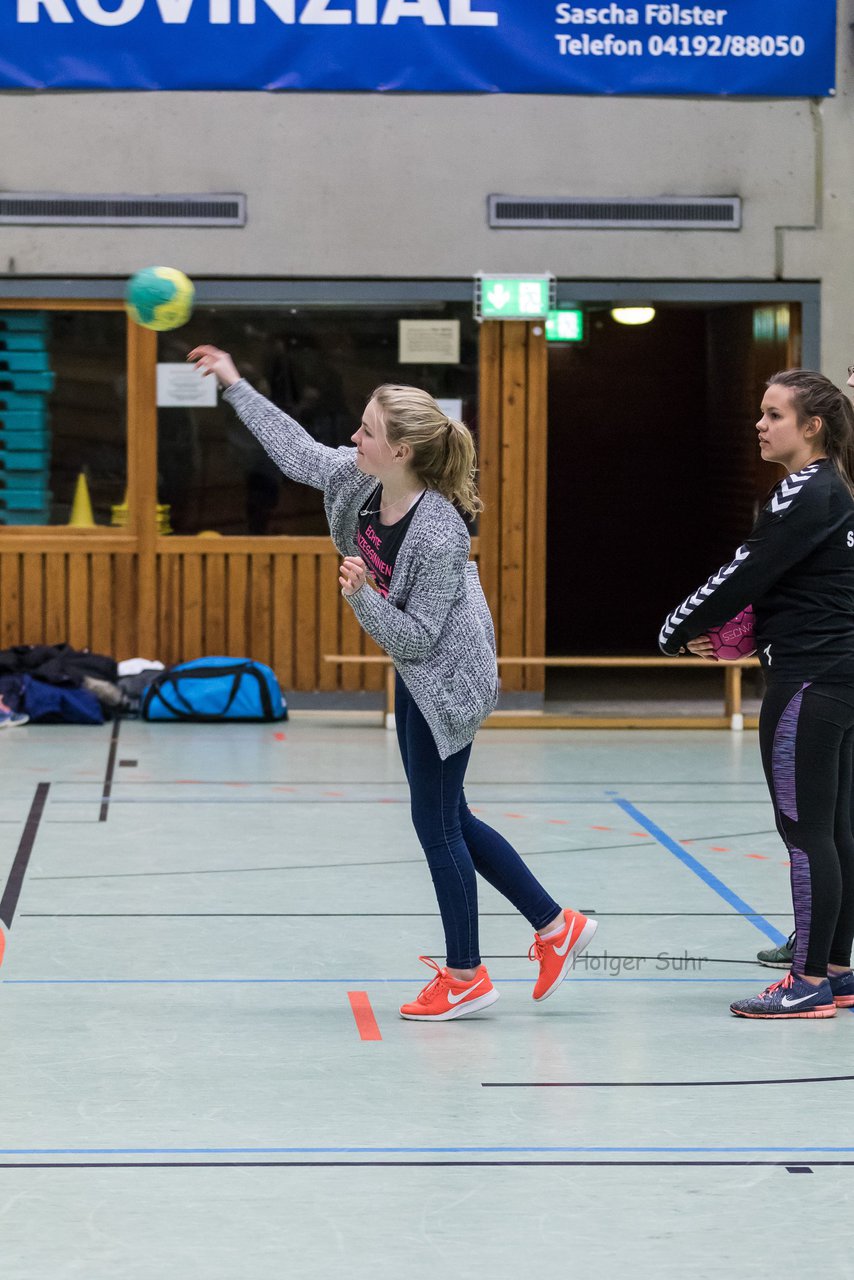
top-left (486, 284), bottom-right (511, 310)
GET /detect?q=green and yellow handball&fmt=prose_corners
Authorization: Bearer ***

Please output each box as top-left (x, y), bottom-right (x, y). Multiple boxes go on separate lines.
top-left (125, 266), bottom-right (195, 331)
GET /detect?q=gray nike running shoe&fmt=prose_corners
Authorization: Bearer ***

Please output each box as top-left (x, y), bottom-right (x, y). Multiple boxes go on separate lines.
top-left (757, 931), bottom-right (794, 968)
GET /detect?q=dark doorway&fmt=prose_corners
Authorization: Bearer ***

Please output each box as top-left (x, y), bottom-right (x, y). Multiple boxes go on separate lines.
top-left (546, 302), bottom-right (795, 655)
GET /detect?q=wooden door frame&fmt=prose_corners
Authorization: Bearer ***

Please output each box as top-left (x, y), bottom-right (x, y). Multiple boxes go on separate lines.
top-left (477, 319), bottom-right (548, 691)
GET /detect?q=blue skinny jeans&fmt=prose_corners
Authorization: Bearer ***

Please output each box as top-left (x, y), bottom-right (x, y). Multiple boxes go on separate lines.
top-left (395, 673), bottom-right (561, 969)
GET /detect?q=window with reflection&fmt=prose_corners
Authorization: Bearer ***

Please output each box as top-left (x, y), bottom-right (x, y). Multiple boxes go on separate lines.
top-left (156, 305), bottom-right (479, 536)
top-left (0, 310), bottom-right (126, 527)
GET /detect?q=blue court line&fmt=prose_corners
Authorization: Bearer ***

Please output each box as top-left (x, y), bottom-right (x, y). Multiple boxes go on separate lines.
top-left (2, 1144), bottom-right (854, 1155)
top-left (1, 977), bottom-right (761, 986)
top-left (611, 796), bottom-right (786, 946)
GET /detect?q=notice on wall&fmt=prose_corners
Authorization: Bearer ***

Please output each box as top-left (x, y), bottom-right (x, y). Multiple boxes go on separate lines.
top-left (156, 363), bottom-right (218, 408)
top-left (398, 321), bottom-right (461, 365)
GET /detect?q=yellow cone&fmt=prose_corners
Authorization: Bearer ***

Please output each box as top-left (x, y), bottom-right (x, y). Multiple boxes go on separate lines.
top-left (69, 471), bottom-right (95, 527)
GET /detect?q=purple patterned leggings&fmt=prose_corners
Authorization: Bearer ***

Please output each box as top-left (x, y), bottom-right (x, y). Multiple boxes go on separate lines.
top-left (760, 681), bottom-right (854, 977)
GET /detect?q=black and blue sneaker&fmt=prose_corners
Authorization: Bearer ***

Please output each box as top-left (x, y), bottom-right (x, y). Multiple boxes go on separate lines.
top-left (730, 970), bottom-right (836, 1019)
top-left (829, 969), bottom-right (854, 1009)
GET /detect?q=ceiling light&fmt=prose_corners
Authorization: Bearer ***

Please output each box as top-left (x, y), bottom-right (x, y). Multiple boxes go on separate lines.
top-left (611, 306), bottom-right (656, 326)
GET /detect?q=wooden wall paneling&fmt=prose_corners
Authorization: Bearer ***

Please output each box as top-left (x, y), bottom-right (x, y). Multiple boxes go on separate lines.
top-left (203, 553), bottom-right (226, 655)
top-left (182, 554), bottom-right (203, 660)
top-left (21, 553), bottom-right (44, 643)
top-left (127, 320), bottom-right (158, 655)
top-left (294, 552), bottom-right (318, 689)
top-left (67, 552), bottom-right (91, 650)
top-left (499, 324), bottom-right (529, 692)
top-left (44, 553), bottom-right (67, 644)
top-left (249, 553), bottom-right (273, 667)
top-left (90, 554), bottom-right (113, 656)
top-left (477, 321), bottom-right (502, 619)
top-left (156, 554), bottom-right (179, 665)
top-left (0, 553), bottom-right (21, 647)
top-left (112, 553), bottom-right (137, 661)
top-left (318, 553), bottom-right (340, 691)
top-left (271, 553), bottom-right (294, 687)
top-left (523, 328), bottom-right (548, 693)
top-left (339, 591), bottom-right (363, 691)
top-left (228, 553), bottom-right (250, 662)
top-left (787, 302), bottom-right (803, 367)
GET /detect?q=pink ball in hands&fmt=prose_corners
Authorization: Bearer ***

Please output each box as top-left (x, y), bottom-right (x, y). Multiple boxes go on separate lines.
top-left (707, 606), bottom-right (756, 661)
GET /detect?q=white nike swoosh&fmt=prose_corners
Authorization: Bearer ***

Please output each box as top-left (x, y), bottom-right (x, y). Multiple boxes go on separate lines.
top-left (780, 992), bottom-right (819, 1008)
top-left (448, 978), bottom-right (484, 1004)
top-left (553, 928), bottom-right (576, 957)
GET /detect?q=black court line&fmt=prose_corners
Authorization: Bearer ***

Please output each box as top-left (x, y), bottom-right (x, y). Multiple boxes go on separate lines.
top-left (28, 833), bottom-right (781, 884)
top-left (50, 797), bottom-right (771, 806)
top-left (0, 784), bottom-right (49, 930)
top-left (0, 1160), bottom-right (844, 1169)
top-left (98, 719), bottom-right (121, 823)
top-left (118, 760), bottom-right (137, 768)
top-left (482, 1075), bottom-right (854, 1088)
top-left (47, 779), bottom-right (771, 786)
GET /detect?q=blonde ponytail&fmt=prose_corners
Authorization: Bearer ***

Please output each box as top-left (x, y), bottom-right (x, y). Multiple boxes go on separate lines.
top-left (371, 384), bottom-right (483, 518)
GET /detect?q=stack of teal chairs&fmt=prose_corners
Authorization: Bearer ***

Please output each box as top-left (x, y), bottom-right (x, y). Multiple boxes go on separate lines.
top-left (0, 313), bottom-right (55, 525)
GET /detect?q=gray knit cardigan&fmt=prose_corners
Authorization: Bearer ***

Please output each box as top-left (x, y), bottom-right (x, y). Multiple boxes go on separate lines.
top-left (223, 380), bottom-right (499, 759)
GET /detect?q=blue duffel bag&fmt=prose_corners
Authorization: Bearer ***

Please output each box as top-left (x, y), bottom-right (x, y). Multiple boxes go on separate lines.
top-left (141, 657), bottom-right (287, 723)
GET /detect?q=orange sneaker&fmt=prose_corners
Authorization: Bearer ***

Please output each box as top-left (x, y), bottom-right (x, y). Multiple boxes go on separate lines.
top-left (399, 956), bottom-right (500, 1021)
top-left (529, 908), bottom-right (598, 1001)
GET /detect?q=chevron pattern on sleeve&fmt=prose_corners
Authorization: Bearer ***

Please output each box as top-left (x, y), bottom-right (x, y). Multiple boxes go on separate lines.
top-left (658, 462), bottom-right (823, 648)
top-left (658, 545), bottom-right (751, 647)
top-left (768, 462), bottom-right (820, 513)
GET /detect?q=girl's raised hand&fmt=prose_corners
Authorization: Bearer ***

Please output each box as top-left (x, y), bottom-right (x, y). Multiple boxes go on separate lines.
top-left (339, 556), bottom-right (368, 597)
top-left (187, 345), bottom-right (241, 388)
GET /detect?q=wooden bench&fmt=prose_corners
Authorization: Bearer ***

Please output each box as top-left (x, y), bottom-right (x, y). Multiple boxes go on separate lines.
top-left (323, 654), bottom-right (761, 731)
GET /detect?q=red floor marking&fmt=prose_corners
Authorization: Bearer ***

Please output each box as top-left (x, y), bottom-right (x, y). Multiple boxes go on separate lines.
top-left (745, 854), bottom-right (769, 860)
top-left (590, 825), bottom-right (612, 831)
top-left (323, 791), bottom-right (344, 797)
top-left (470, 807), bottom-right (483, 813)
top-left (273, 786), bottom-right (296, 793)
top-left (681, 840), bottom-right (695, 845)
top-left (710, 846), bottom-right (730, 852)
top-left (781, 860), bottom-right (791, 866)
top-left (548, 819), bottom-right (569, 825)
top-left (504, 813), bottom-right (524, 819)
top-left (274, 732), bottom-right (287, 741)
top-left (630, 832), bottom-right (651, 838)
top-left (348, 992), bottom-right (382, 1041)
top-left (0, 927), bottom-right (6, 970)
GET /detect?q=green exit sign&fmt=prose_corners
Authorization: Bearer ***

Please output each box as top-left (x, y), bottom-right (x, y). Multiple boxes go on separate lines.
top-left (475, 273), bottom-right (556, 320)
top-left (545, 309), bottom-right (584, 343)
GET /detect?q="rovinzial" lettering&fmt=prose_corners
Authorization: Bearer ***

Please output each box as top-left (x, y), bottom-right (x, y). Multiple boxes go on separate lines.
top-left (17, 0), bottom-right (498, 25)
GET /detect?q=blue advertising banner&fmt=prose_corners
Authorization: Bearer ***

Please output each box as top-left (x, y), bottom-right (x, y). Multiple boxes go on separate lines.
top-left (0, 0), bottom-right (837, 95)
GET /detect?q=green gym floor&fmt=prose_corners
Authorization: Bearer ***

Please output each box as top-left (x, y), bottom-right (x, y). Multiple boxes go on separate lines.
top-left (1, 716), bottom-right (853, 1279)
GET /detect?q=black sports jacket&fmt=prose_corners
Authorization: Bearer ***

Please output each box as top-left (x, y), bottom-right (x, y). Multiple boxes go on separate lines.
top-left (659, 458), bottom-right (854, 682)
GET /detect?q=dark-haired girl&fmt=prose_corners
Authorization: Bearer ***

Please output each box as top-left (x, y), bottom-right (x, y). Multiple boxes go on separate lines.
top-left (188, 346), bottom-right (596, 1022)
top-left (660, 370), bottom-right (854, 1018)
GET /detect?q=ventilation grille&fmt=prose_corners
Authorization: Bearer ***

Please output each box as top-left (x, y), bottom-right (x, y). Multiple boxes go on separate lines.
top-left (488, 195), bottom-right (741, 231)
top-left (0, 194), bottom-right (246, 227)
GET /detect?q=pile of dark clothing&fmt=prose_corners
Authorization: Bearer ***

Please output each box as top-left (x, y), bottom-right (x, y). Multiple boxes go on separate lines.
top-left (0, 644), bottom-right (131, 725)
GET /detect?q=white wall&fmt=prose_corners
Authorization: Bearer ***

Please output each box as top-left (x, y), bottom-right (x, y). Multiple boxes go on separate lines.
top-left (0, 3), bottom-right (851, 376)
